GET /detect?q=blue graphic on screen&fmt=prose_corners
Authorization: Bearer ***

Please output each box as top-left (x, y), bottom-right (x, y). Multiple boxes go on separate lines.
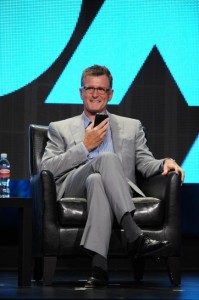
top-left (45, 0), bottom-right (199, 107)
top-left (1, 0), bottom-right (199, 106)
top-left (0, 0), bottom-right (198, 183)
top-left (0, 1), bottom-right (82, 96)
top-left (182, 134), bottom-right (199, 184)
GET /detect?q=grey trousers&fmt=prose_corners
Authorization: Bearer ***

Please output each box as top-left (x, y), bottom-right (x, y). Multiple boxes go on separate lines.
top-left (64, 152), bottom-right (137, 258)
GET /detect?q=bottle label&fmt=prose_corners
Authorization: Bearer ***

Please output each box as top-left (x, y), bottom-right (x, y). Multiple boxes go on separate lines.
top-left (0, 169), bottom-right (10, 178)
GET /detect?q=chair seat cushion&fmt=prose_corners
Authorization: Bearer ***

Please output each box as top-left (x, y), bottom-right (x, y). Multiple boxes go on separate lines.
top-left (57, 196), bottom-right (164, 227)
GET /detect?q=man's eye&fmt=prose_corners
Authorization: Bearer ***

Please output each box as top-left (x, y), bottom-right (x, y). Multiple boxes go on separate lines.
top-left (97, 87), bottom-right (105, 92)
top-left (87, 87), bottom-right (93, 91)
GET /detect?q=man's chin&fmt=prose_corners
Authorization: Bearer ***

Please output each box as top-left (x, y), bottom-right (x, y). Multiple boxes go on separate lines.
top-left (85, 107), bottom-right (106, 116)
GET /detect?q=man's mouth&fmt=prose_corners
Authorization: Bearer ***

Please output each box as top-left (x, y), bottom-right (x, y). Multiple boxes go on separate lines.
top-left (90, 100), bottom-right (101, 104)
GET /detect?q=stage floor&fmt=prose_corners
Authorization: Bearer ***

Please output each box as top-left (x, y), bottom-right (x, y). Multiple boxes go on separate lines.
top-left (0, 270), bottom-right (199, 299)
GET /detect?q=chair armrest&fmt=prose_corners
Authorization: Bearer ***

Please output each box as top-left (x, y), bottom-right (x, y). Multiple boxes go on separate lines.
top-left (138, 171), bottom-right (182, 252)
top-left (137, 171), bottom-right (180, 199)
top-left (30, 170), bottom-right (60, 255)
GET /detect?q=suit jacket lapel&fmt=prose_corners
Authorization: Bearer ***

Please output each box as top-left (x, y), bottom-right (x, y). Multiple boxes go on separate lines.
top-left (109, 114), bottom-right (123, 162)
top-left (70, 114), bottom-right (85, 144)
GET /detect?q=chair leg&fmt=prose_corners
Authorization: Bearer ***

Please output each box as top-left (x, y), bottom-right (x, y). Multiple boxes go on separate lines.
top-left (167, 257), bottom-right (181, 286)
top-left (132, 257), bottom-right (145, 282)
top-left (43, 256), bottom-right (57, 286)
top-left (33, 257), bottom-right (43, 282)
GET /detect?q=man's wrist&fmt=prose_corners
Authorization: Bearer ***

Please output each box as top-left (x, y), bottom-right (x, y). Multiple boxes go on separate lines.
top-left (159, 158), bottom-right (175, 172)
top-left (164, 158), bottom-right (175, 163)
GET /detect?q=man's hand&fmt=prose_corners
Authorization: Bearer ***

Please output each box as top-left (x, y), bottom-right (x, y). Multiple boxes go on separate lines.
top-left (83, 118), bottom-right (110, 152)
top-left (162, 159), bottom-right (185, 185)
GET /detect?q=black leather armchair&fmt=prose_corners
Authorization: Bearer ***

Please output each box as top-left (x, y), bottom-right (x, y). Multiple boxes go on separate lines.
top-left (29, 124), bottom-right (182, 286)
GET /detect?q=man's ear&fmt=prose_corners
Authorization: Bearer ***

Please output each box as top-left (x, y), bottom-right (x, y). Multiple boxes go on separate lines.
top-left (108, 89), bottom-right (114, 102)
top-left (79, 88), bottom-right (83, 99)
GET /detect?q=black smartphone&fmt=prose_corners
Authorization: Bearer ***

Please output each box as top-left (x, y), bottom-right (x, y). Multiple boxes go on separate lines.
top-left (94, 113), bottom-right (109, 127)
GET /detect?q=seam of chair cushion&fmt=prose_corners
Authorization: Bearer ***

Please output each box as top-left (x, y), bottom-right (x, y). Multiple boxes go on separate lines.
top-left (59, 197), bottom-right (160, 203)
top-left (59, 197), bottom-right (160, 204)
top-left (132, 197), bottom-right (160, 203)
top-left (59, 197), bottom-right (87, 202)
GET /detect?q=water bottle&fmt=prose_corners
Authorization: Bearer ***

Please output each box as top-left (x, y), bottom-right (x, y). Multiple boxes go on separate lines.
top-left (0, 153), bottom-right (10, 197)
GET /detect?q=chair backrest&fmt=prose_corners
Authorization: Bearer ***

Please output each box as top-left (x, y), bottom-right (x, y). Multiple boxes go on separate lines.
top-left (29, 124), bottom-right (48, 176)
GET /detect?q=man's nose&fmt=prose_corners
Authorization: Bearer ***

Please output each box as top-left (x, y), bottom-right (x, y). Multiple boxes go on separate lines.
top-left (92, 89), bottom-right (99, 96)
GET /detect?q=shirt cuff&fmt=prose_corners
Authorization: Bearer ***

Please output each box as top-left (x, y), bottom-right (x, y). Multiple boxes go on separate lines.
top-left (159, 161), bottom-right (164, 172)
top-left (81, 142), bottom-right (89, 157)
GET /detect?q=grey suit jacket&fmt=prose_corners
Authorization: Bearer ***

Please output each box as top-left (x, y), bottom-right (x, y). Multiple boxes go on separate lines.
top-left (41, 113), bottom-right (164, 199)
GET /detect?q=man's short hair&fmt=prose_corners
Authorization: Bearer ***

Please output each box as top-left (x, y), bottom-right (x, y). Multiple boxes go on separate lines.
top-left (81, 65), bottom-right (113, 88)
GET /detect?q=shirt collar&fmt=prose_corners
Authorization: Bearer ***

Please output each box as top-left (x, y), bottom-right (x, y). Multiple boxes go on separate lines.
top-left (83, 112), bottom-right (91, 129)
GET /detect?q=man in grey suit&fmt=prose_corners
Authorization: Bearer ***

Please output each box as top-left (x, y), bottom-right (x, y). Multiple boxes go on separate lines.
top-left (41, 65), bottom-right (184, 288)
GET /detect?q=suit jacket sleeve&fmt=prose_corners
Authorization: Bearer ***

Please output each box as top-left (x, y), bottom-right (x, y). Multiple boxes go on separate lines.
top-left (135, 121), bottom-right (164, 177)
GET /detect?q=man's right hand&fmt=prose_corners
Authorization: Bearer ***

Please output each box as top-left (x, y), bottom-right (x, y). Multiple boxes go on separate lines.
top-left (83, 118), bottom-right (109, 152)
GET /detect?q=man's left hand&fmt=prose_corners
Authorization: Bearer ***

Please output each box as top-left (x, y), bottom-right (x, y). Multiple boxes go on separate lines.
top-left (161, 159), bottom-right (185, 185)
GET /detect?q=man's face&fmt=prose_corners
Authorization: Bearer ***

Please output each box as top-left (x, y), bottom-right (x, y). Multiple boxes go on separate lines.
top-left (79, 75), bottom-right (113, 118)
